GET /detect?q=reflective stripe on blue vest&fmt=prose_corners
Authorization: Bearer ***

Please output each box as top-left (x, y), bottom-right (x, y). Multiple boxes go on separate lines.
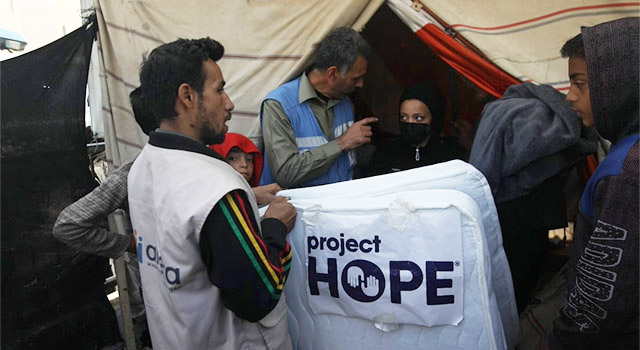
top-left (260, 76), bottom-right (355, 187)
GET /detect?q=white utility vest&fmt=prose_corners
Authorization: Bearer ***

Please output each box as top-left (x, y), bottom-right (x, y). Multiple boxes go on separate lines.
top-left (128, 143), bottom-right (290, 350)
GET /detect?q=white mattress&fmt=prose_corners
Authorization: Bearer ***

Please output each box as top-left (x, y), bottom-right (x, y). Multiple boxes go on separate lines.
top-left (278, 161), bottom-right (517, 349)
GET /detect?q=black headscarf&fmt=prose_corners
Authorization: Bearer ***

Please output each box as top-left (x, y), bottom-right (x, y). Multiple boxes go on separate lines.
top-left (399, 81), bottom-right (446, 136)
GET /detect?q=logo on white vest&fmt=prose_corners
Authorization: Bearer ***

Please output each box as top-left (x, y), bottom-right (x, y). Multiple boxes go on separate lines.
top-left (136, 231), bottom-right (182, 290)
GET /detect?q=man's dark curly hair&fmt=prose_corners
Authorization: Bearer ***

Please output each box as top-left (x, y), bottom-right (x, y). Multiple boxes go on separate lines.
top-left (560, 33), bottom-right (585, 59)
top-left (314, 27), bottom-right (372, 73)
top-left (139, 37), bottom-right (224, 121)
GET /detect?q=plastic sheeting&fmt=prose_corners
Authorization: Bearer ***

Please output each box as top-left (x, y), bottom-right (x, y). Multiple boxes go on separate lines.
top-left (1, 18), bottom-right (123, 349)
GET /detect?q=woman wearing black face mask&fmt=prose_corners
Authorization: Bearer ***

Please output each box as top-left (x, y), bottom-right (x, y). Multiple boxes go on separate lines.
top-left (366, 82), bottom-right (467, 176)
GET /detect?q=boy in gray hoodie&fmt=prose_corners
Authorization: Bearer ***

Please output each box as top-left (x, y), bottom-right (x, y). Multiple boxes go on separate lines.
top-left (551, 17), bottom-right (639, 349)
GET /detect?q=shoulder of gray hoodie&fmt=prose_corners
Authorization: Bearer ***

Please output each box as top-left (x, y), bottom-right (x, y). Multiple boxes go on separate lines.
top-left (469, 83), bottom-right (597, 203)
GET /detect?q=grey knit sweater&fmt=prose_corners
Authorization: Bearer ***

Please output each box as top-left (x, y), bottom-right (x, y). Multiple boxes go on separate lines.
top-left (52, 159), bottom-right (134, 258)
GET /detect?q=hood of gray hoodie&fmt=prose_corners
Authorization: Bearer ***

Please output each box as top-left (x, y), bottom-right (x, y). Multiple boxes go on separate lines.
top-left (582, 17), bottom-right (639, 144)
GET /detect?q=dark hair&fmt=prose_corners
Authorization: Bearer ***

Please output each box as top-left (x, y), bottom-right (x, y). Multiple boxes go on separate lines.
top-left (129, 87), bottom-right (158, 135)
top-left (560, 33), bottom-right (585, 58)
top-left (314, 27), bottom-right (372, 73)
top-left (139, 37), bottom-right (224, 121)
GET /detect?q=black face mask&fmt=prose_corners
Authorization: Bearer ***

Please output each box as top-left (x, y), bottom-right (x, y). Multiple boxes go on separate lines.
top-left (399, 122), bottom-right (431, 146)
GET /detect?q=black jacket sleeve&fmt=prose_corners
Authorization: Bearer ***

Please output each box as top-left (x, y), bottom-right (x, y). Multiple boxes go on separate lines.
top-left (198, 189), bottom-right (292, 322)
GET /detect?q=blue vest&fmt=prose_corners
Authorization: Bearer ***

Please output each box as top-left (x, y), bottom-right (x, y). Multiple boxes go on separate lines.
top-left (260, 76), bottom-right (355, 187)
top-left (580, 133), bottom-right (639, 219)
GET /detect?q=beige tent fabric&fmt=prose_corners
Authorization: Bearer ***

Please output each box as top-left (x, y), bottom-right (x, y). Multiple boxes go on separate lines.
top-left (94, 0), bottom-right (383, 166)
top-left (96, 0), bottom-right (637, 166)
top-left (419, 0), bottom-right (639, 89)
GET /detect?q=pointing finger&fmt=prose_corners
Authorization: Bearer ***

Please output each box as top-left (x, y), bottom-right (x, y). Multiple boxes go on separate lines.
top-left (357, 117), bottom-right (378, 125)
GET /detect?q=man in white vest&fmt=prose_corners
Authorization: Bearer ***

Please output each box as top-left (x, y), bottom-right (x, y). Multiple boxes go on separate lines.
top-left (260, 27), bottom-right (378, 189)
top-left (128, 37), bottom-right (297, 350)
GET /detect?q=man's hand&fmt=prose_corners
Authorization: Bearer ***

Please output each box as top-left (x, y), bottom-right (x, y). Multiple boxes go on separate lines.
top-left (336, 117), bottom-right (378, 151)
top-left (263, 196), bottom-right (296, 232)
top-left (252, 183), bottom-right (282, 206)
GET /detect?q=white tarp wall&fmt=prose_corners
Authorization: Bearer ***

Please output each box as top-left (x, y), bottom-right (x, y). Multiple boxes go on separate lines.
top-left (93, 0), bottom-right (383, 168)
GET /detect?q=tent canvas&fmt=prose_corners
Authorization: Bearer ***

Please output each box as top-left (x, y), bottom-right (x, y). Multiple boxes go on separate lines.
top-left (93, 0), bottom-right (637, 167)
top-left (92, 0), bottom-right (381, 167)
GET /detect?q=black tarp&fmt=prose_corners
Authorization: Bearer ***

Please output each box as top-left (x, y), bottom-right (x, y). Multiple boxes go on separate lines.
top-left (1, 15), bottom-right (122, 349)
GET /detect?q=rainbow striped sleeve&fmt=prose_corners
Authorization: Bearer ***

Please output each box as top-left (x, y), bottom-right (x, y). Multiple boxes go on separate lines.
top-left (218, 192), bottom-right (292, 299)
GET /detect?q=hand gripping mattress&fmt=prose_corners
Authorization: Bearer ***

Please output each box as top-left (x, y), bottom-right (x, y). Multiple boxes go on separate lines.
top-left (279, 160), bottom-right (518, 349)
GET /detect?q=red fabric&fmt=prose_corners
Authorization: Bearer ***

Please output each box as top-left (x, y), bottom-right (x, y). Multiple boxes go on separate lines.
top-left (209, 133), bottom-right (263, 187)
top-left (578, 154), bottom-right (598, 184)
top-left (415, 23), bottom-right (521, 98)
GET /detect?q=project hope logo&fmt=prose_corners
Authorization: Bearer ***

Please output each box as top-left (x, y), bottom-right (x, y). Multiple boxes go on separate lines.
top-left (136, 231), bottom-right (182, 290)
top-left (306, 233), bottom-right (459, 305)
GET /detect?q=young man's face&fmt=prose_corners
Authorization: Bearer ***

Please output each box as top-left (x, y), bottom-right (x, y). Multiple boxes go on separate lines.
top-left (195, 59), bottom-right (235, 145)
top-left (566, 56), bottom-right (594, 127)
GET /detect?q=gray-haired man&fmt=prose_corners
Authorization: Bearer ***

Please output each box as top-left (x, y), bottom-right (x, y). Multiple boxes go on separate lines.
top-left (260, 27), bottom-right (377, 188)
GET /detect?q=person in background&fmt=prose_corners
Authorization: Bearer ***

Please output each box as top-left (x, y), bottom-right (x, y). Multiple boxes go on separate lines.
top-left (367, 81), bottom-right (467, 176)
top-left (210, 133), bottom-right (282, 205)
top-left (53, 87), bottom-right (156, 349)
top-left (550, 17), bottom-right (639, 349)
top-left (470, 78), bottom-right (599, 313)
top-left (209, 133), bottom-right (263, 187)
top-left (260, 27), bottom-right (377, 188)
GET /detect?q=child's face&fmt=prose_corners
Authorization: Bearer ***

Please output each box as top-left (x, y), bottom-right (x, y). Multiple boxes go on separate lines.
top-left (226, 148), bottom-right (254, 182)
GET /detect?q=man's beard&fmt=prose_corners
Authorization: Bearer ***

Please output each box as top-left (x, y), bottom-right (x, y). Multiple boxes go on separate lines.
top-left (200, 124), bottom-right (226, 145)
top-left (197, 100), bottom-right (226, 145)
